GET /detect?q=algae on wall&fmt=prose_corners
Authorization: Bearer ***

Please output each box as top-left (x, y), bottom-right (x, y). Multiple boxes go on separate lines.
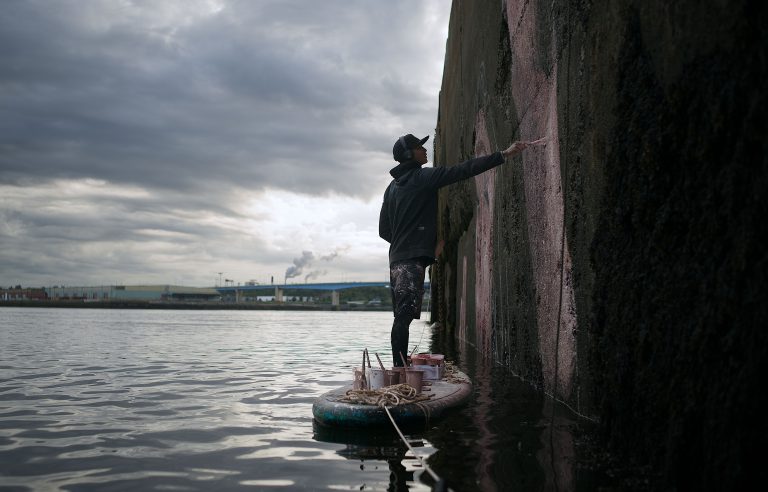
top-left (434, 0), bottom-right (582, 412)
top-left (433, 0), bottom-right (767, 488)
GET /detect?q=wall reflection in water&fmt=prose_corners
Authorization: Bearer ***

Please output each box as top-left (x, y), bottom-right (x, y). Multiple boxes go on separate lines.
top-left (428, 335), bottom-right (584, 491)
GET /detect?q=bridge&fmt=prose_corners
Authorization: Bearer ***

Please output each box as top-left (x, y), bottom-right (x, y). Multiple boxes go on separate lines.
top-left (215, 281), bottom-right (430, 306)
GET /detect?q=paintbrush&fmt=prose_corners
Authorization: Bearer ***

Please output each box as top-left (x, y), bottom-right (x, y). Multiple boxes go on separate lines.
top-left (364, 348), bottom-right (372, 368)
top-left (399, 352), bottom-right (408, 367)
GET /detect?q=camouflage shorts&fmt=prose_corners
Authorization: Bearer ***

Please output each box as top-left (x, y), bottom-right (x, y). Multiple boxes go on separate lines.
top-left (389, 258), bottom-right (428, 320)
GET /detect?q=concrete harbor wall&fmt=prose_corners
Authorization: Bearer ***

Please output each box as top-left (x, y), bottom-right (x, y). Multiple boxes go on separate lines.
top-left (432, 0), bottom-right (766, 487)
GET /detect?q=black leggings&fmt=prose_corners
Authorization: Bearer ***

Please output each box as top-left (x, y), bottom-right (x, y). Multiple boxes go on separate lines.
top-left (389, 258), bottom-right (427, 366)
top-left (391, 313), bottom-right (413, 367)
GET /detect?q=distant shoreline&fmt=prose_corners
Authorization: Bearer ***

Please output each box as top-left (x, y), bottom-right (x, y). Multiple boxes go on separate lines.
top-left (0, 300), bottom-right (391, 311)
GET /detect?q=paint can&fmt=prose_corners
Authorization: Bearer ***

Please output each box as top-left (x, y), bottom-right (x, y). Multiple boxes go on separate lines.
top-left (366, 368), bottom-right (386, 389)
top-left (405, 368), bottom-right (424, 395)
top-left (428, 354), bottom-right (445, 366)
top-left (353, 368), bottom-right (366, 390)
top-left (392, 367), bottom-right (406, 385)
top-left (411, 353), bottom-right (429, 365)
top-left (384, 369), bottom-right (400, 386)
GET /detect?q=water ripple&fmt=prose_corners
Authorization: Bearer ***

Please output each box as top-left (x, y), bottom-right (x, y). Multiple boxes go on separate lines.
top-left (1, 309), bottom-right (427, 491)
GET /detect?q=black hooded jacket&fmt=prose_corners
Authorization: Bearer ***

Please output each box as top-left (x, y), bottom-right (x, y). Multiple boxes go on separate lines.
top-left (379, 152), bottom-right (505, 265)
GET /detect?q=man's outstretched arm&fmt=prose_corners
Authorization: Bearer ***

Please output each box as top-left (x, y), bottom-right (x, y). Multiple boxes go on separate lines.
top-left (426, 141), bottom-right (533, 189)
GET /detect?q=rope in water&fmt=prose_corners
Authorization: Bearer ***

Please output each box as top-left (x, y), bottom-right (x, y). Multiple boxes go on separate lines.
top-left (383, 405), bottom-right (441, 484)
top-left (335, 383), bottom-right (443, 484)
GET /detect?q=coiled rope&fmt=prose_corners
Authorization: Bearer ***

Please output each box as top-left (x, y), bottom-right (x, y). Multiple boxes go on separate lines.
top-left (442, 361), bottom-right (470, 384)
top-left (337, 383), bottom-right (431, 406)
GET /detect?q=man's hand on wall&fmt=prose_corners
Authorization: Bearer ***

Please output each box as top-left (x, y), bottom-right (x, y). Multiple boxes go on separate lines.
top-left (502, 141), bottom-right (529, 158)
top-left (502, 138), bottom-right (547, 159)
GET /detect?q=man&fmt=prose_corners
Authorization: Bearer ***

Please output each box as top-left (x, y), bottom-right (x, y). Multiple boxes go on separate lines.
top-left (379, 133), bottom-right (530, 366)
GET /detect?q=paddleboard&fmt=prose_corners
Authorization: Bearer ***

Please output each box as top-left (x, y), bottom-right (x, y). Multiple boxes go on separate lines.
top-left (312, 371), bottom-right (472, 428)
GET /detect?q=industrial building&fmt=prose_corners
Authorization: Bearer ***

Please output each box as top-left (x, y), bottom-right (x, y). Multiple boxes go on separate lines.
top-left (0, 287), bottom-right (48, 301)
top-left (44, 285), bottom-right (220, 302)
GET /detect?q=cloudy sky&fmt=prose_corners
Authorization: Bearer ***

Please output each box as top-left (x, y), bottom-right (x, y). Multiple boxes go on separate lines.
top-left (1, 0), bottom-right (452, 287)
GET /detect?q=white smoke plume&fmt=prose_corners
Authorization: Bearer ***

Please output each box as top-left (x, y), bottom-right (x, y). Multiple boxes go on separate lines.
top-left (304, 270), bottom-right (327, 282)
top-left (320, 246), bottom-right (350, 261)
top-left (285, 251), bottom-right (314, 280)
top-left (284, 247), bottom-right (345, 283)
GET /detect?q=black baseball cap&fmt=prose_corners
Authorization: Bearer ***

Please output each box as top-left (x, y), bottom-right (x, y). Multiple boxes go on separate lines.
top-left (393, 134), bottom-right (429, 162)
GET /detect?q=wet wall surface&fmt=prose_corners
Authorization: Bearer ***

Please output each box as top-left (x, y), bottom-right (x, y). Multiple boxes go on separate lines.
top-left (433, 0), bottom-right (767, 488)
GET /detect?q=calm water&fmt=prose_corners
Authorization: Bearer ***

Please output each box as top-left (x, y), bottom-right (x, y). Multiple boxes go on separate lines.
top-left (0, 308), bottom-right (592, 491)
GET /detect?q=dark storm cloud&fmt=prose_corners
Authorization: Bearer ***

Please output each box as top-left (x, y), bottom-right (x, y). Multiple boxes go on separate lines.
top-left (0, 0), bottom-right (442, 197)
top-left (0, 0), bottom-right (450, 286)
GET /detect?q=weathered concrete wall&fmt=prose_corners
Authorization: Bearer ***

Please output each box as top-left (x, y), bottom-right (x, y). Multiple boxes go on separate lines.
top-left (433, 0), bottom-right (766, 487)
